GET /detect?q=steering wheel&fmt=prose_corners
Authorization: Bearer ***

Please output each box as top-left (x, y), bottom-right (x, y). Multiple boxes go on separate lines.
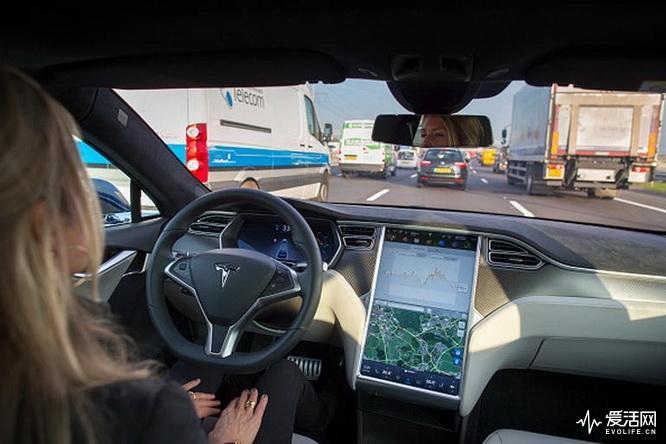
top-left (146, 188), bottom-right (323, 373)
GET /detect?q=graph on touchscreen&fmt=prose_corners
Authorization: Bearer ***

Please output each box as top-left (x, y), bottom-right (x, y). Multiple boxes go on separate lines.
top-left (384, 252), bottom-right (465, 304)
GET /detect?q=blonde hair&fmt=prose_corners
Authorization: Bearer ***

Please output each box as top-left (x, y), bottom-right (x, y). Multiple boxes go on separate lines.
top-left (420, 115), bottom-right (485, 147)
top-left (0, 63), bottom-right (157, 444)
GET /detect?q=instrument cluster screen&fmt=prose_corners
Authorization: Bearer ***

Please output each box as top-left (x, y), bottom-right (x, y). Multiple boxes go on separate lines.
top-left (236, 216), bottom-right (339, 265)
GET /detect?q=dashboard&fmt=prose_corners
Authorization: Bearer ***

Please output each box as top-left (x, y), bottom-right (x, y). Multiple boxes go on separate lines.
top-left (176, 212), bottom-right (342, 268)
top-left (168, 201), bottom-right (666, 416)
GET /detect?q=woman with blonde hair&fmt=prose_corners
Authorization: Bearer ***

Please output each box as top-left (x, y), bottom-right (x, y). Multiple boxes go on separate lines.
top-left (0, 62), bottom-right (267, 444)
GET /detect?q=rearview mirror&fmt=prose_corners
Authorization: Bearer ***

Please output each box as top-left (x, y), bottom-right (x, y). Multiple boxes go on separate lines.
top-left (372, 114), bottom-right (493, 148)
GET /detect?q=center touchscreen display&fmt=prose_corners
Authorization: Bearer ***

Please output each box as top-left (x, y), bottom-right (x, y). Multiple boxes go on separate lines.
top-left (358, 227), bottom-right (478, 397)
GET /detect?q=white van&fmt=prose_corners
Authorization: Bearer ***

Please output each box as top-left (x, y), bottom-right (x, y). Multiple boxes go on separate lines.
top-left (396, 147), bottom-right (418, 169)
top-left (338, 119), bottom-right (397, 179)
top-left (115, 85), bottom-right (331, 201)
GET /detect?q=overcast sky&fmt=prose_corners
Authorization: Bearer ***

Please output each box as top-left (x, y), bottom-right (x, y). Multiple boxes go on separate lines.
top-left (313, 79), bottom-right (524, 146)
top-left (314, 80), bottom-right (666, 154)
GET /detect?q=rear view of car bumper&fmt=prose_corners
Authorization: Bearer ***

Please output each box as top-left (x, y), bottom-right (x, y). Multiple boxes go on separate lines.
top-left (419, 172), bottom-right (465, 182)
top-left (397, 161), bottom-right (417, 169)
top-left (339, 163), bottom-right (385, 173)
top-left (418, 173), bottom-right (467, 187)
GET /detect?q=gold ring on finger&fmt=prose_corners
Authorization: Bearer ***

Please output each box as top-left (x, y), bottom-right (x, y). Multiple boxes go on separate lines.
top-left (189, 391), bottom-right (196, 400)
top-left (244, 400), bottom-right (257, 409)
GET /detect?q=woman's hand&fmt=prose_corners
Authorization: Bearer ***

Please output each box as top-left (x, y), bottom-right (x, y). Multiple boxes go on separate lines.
top-left (208, 388), bottom-right (268, 444)
top-left (181, 378), bottom-right (221, 419)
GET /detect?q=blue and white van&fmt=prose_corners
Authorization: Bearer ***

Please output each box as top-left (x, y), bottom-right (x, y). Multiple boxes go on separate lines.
top-left (82, 85), bottom-right (332, 202)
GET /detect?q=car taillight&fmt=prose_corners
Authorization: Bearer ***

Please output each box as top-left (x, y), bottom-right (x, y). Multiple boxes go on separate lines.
top-left (454, 162), bottom-right (466, 168)
top-left (632, 166), bottom-right (650, 173)
top-left (420, 160), bottom-right (431, 167)
top-left (546, 163), bottom-right (565, 179)
top-left (185, 123), bottom-right (209, 183)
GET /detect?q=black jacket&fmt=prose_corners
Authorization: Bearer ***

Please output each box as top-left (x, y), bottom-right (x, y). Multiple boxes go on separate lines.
top-left (87, 378), bottom-right (207, 444)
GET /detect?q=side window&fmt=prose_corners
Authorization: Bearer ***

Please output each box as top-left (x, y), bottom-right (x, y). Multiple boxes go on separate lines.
top-left (77, 138), bottom-right (157, 226)
top-left (304, 96), bottom-right (321, 140)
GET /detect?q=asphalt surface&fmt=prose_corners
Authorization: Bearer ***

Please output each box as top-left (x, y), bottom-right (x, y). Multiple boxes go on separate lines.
top-left (328, 164), bottom-right (666, 232)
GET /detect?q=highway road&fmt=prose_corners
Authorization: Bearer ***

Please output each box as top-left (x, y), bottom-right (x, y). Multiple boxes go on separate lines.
top-left (328, 164), bottom-right (666, 232)
top-left (89, 163), bottom-right (665, 231)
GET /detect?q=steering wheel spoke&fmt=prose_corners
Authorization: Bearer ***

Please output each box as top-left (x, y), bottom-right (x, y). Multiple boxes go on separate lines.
top-left (207, 323), bottom-right (241, 358)
top-left (259, 263), bottom-right (301, 300)
top-left (165, 256), bottom-right (195, 292)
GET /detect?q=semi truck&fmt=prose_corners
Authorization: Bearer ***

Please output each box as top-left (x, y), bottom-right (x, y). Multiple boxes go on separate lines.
top-left (506, 84), bottom-right (663, 198)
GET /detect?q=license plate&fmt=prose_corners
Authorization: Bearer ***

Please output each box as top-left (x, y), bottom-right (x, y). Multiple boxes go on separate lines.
top-left (434, 167), bottom-right (451, 173)
top-left (344, 155), bottom-right (357, 160)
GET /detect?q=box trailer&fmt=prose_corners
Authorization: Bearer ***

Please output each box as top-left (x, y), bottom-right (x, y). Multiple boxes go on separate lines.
top-left (507, 85), bottom-right (663, 198)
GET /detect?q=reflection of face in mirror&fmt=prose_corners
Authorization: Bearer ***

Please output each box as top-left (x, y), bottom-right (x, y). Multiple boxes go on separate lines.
top-left (418, 115), bottom-right (484, 148)
top-left (372, 114), bottom-right (492, 148)
top-left (420, 115), bottom-right (455, 148)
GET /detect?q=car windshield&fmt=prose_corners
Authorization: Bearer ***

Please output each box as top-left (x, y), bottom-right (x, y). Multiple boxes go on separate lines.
top-left (108, 79), bottom-right (666, 233)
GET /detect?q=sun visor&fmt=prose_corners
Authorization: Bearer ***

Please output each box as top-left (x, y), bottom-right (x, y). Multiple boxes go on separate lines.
top-left (526, 49), bottom-right (666, 92)
top-left (45, 51), bottom-right (346, 89)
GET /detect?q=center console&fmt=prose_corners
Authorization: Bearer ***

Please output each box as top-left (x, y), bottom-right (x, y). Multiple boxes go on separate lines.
top-left (353, 225), bottom-right (480, 442)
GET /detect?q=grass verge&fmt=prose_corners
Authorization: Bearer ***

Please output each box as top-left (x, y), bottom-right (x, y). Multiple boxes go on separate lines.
top-left (636, 181), bottom-right (666, 194)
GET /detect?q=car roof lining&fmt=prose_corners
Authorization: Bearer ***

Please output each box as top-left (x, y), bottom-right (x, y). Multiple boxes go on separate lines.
top-left (45, 51), bottom-right (347, 89)
top-left (4, 4), bottom-right (666, 112)
top-left (526, 48), bottom-right (666, 91)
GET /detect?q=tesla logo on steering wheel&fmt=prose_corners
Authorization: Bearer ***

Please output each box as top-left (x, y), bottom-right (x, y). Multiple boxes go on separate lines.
top-left (214, 263), bottom-right (240, 289)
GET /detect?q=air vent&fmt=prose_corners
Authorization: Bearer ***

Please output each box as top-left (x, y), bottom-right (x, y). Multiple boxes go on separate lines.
top-left (188, 212), bottom-right (236, 237)
top-left (487, 238), bottom-right (544, 269)
top-left (339, 224), bottom-right (377, 250)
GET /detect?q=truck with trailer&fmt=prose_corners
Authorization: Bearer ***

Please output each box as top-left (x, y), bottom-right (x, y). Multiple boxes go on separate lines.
top-left (506, 84), bottom-right (663, 198)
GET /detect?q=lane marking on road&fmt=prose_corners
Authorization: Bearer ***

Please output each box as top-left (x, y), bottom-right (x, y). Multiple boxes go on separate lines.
top-left (367, 189), bottom-right (390, 201)
top-left (410, 173), bottom-right (417, 178)
top-left (509, 200), bottom-right (535, 217)
top-left (614, 197), bottom-right (666, 214)
top-left (480, 178), bottom-right (488, 184)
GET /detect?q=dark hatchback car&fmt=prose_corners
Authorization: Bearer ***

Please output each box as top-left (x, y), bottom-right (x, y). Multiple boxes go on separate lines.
top-left (417, 148), bottom-right (468, 189)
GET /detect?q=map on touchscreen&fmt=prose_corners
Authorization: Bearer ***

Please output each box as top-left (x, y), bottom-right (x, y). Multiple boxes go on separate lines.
top-left (360, 228), bottom-right (478, 396)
